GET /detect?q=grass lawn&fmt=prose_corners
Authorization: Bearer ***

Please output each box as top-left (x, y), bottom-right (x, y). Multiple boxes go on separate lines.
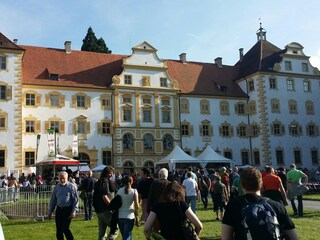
top-left (304, 193), bottom-right (320, 201)
top-left (1, 200), bottom-right (320, 240)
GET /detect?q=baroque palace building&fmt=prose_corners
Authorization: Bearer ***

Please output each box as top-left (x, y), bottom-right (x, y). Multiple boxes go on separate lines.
top-left (0, 26), bottom-right (319, 173)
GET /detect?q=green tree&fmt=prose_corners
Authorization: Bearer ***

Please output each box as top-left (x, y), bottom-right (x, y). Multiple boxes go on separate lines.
top-left (81, 27), bottom-right (112, 53)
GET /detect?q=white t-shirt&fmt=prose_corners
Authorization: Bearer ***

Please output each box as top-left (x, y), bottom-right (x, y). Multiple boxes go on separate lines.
top-left (117, 187), bottom-right (137, 219)
top-left (182, 178), bottom-right (198, 197)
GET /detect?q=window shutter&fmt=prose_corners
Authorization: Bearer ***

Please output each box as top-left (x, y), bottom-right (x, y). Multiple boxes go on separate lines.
top-left (36, 94), bottom-right (41, 107)
top-left (189, 125), bottom-right (193, 136)
top-left (219, 126), bottom-right (222, 136)
top-left (199, 125), bottom-right (202, 136)
top-left (35, 120), bottom-right (41, 133)
top-left (72, 122), bottom-right (77, 132)
top-left (97, 122), bottom-right (102, 134)
top-left (45, 94), bottom-right (50, 107)
top-left (59, 121), bottom-right (65, 134)
top-left (244, 104), bottom-right (249, 115)
top-left (72, 95), bottom-right (76, 108)
top-left (299, 126), bottom-right (303, 136)
top-left (22, 121), bottom-right (26, 133)
top-left (86, 122), bottom-right (90, 134)
top-left (281, 124), bottom-right (285, 135)
top-left (22, 93), bottom-right (26, 106)
top-left (6, 85), bottom-right (12, 100)
top-left (60, 95), bottom-right (65, 108)
top-left (230, 126), bottom-right (234, 136)
top-left (235, 104), bottom-right (238, 114)
top-left (236, 126), bottom-right (240, 136)
top-left (209, 126), bottom-right (213, 136)
top-left (246, 126), bottom-right (250, 137)
top-left (44, 121), bottom-right (49, 131)
top-left (109, 123), bottom-right (113, 134)
top-left (315, 126), bottom-right (319, 136)
top-left (85, 96), bottom-right (91, 108)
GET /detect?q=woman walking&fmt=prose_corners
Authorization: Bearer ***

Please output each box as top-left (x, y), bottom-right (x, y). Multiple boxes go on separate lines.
top-left (117, 176), bottom-right (139, 240)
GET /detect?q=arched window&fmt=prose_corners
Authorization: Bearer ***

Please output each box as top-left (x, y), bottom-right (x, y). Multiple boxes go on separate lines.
top-left (143, 161), bottom-right (154, 169)
top-left (123, 133), bottom-right (134, 149)
top-left (144, 134), bottom-right (153, 149)
top-left (163, 134), bottom-right (173, 150)
top-left (74, 152), bottom-right (90, 165)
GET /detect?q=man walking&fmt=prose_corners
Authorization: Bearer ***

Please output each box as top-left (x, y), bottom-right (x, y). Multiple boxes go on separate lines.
top-left (287, 164), bottom-right (309, 217)
top-left (222, 167), bottom-right (298, 240)
top-left (79, 170), bottom-right (96, 220)
top-left (183, 171), bottom-right (199, 213)
top-left (48, 171), bottom-right (78, 240)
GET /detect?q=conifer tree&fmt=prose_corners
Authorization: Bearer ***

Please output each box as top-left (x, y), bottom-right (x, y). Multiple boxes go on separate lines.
top-left (81, 27), bottom-right (112, 53)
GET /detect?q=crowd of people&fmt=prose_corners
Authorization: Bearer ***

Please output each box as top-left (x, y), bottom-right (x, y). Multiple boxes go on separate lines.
top-left (40, 163), bottom-right (311, 239)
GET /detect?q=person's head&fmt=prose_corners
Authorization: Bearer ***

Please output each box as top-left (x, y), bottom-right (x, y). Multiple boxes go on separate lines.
top-left (141, 167), bottom-right (151, 178)
top-left (232, 167), bottom-right (238, 173)
top-left (200, 168), bottom-right (205, 175)
top-left (121, 175), bottom-right (133, 194)
top-left (100, 166), bottom-right (114, 179)
top-left (265, 166), bottom-right (274, 174)
top-left (240, 167), bottom-right (262, 192)
top-left (158, 168), bottom-right (168, 179)
top-left (278, 167), bottom-right (285, 172)
top-left (290, 164), bottom-right (296, 169)
top-left (215, 175), bottom-right (221, 182)
top-left (88, 170), bottom-right (93, 177)
top-left (59, 171), bottom-right (68, 185)
top-left (163, 181), bottom-right (185, 202)
top-left (187, 171), bottom-right (192, 178)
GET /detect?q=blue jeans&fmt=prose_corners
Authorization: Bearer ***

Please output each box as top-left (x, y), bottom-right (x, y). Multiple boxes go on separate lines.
top-left (291, 195), bottom-right (303, 216)
top-left (97, 210), bottom-right (113, 240)
top-left (118, 218), bottom-right (134, 240)
top-left (185, 195), bottom-right (197, 213)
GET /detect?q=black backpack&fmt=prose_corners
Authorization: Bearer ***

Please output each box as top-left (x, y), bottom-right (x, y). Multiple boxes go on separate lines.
top-left (241, 197), bottom-right (283, 240)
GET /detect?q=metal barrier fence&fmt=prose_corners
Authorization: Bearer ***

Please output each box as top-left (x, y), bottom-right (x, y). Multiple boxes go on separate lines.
top-left (0, 186), bottom-right (84, 220)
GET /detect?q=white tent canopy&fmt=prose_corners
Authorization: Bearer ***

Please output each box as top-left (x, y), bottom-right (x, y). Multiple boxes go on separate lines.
top-left (197, 145), bottom-right (234, 167)
top-left (156, 145), bottom-right (200, 170)
top-left (91, 164), bottom-right (107, 172)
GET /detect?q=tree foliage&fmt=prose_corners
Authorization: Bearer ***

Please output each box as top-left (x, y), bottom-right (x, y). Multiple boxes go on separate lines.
top-left (81, 27), bottom-right (112, 54)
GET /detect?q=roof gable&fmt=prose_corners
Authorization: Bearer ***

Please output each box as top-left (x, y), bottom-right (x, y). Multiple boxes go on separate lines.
top-left (0, 32), bottom-right (24, 51)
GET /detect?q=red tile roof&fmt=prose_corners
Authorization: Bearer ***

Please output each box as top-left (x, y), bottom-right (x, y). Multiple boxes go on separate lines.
top-left (22, 45), bottom-right (124, 89)
top-left (0, 32), bottom-right (24, 51)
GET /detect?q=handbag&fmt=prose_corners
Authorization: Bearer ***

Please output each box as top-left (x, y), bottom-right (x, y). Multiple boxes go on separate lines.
top-left (177, 202), bottom-right (200, 240)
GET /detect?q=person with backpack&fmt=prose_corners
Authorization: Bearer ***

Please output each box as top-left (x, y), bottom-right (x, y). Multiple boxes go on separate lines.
top-left (221, 167), bottom-right (298, 240)
top-left (198, 168), bottom-right (211, 209)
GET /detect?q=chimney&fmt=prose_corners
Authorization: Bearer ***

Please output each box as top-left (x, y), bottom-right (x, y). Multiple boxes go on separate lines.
top-left (13, 39), bottom-right (18, 44)
top-left (64, 41), bottom-right (71, 54)
top-left (239, 48), bottom-right (244, 61)
top-left (215, 57), bottom-right (222, 68)
top-left (179, 53), bottom-right (186, 63)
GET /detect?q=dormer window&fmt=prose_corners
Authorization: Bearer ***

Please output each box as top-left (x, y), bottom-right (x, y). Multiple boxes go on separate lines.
top-left (49, 74), bottom-right (59, 80)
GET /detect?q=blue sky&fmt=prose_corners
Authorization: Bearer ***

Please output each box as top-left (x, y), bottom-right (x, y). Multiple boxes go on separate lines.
top-left (1, 0), bottom-right (320, 67)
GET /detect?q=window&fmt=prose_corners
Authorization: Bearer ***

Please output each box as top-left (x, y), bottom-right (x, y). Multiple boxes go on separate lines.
top-left (269, 77), bottom-right (277, 89)
top-left (251, 124), bottom-right (259, 137)
top-left (248, 80), bottom-right (254, 91)
top-left (271, 121), bottom-right (285, 136)
top-left (26, 120), bottom-right (35, 133)
top-left (306, 101), bottom-right (314, 115)
top-left (163, 134), bottom-right (173, 150)
top-left (123, 133), bottom-right (134, 149)
top-left (102, 122), bottom-right (111, 134)
top-left (286, 79), bottom-right (294, 91)
top-left (72, 93), bottom-right (90, 109)
top-left (224, 150), bottom-right (232, 160)
top-left (162, 109), bottom-right (171, 123)
top-left (0, 150), bottom-right (5, 167)
top-left (181, 124), bottom-right (189, 136)
top-left (50, 121), bottom-right (60, 133)
top-left (124, 75), bottom-right (132, 85)
top-left (222, 125), bottom-right (230, 137)
top-left (285, 61), bottom-right (292, 71)
top-left (0, 56), bottom-right (6, 70)
top-left (123, 109), bottom-right (132, 122)
top-left (162, 99), bottom-right (170, 106)
top-left (45, 119), bottom-right (65, 134)
top-left (77, 95), bottom-right (85, 108)
top-left (311, 149), bottom-right (318, 164)
top-left (143, 98), bottom-right (151, 104)
top-left (200, 100), bottom-right (210, 114)
top-left (25, 151), bottom-right (35, 166)
top-left (49, 74), bottom-right (59, 80)
top-left (143, 109), bottom-right (152, 122)
top-left (0, 85), bottom-right (6, 100)
top-left (26, 93), bottom-right (36, 106)
top-left (288, 100), bottom-right (297, 114)
top-left (180, 98), bottom-right (189, 114)
top-left (241, 150), bottom-right (249, 165)
top-left (271, 99), bottom-right (280, 113)
top-left (219, 123), bottom-right (233, 137)
top-left (101, 95), bottom-right (111, 109)
top-left (0, 111), bottom-right (7, 131)
top-left (202, 124), bottom-right (209, 136)
top-left (160, 78), bottom-right (167, 87)
top-left (102, 150), bottom-right (112, 165)
top-left (235, 102), bottom-right (245, 115)
top-left (253, 150), bottom-right (260, 165)
top-left (77, 121), bottom-right (86, 134)
top-left (220, 101), bottom-right (229, 115)
top-left (302, 63), bottom-right (309, 72)
top-left (289, 122), bottom-right (302, 136)
top-left (200, 121), bottom-right (213, 137)
top-left (303, 80), bottom-right (311, 92)
top-left (45, 92), bottom-right (64, 108)
top-left (306, 123), bottom-right (318, 136)
top-left (73, 116), bottom-right (90, 136)
top-left (276, 149), bottom-right (284, 165)
top-left (294, 149), bottom-right (301, 164)
top-left (237, 125), bottom-right (247, 137)
top-left (123, 97), bottom-right (131, 103)
top-left (49, 95), bottom-right (59, 107)
top-left (307, 124), bottom-right (315, 136)
top-left (143, 134), bottom-right (154, 150)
